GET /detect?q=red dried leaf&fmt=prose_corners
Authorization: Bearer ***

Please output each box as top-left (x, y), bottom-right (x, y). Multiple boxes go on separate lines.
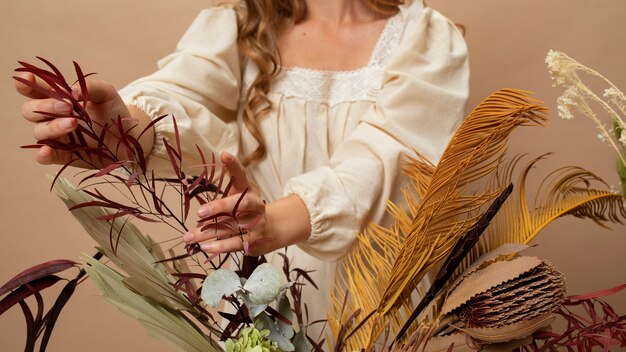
top-left (12, 76), bottom-right (66, 101)
top-left (39, 278), bottom-right (79, 351)
top-left (36, 56), bottom-right (71, 90)
top-left (171, 273), bottom-right (207, 280)
top-left (73, 61), bottom-right (89, 110)
top-left (213, 165), bottom-right (227, 201)
top-left (126, 134), bottom-right (146, 172)
top-left (0, 260), bottom-right (76, 297)
top-left (566, 284), bottom-right (626, 303)
top-left (18, 300), bottom-right (36, 352)
top-left (163, 139), bottom-right (182, 179)
top-left (126, 171), bottom-right (139, 188)
top-left (31, 110), bottom-right (70, 118)
top-left (92, 161), bottom-right (126, 178)
top-left (133, 214), bottom-right (161, 223)
top-left (96, 209), bottom-right (135, 221)
top-left (20, 144), bottom-right (44, 149)
top-left (232, 188), bottom-right (248, 217)
top-left (138, 114), bottom-right (168, 140)
top-left (0, 276), bottom-right (62, 315)
top-left (151, 171), bottom-right (164, 215)
top-left (172, 115), bottom-right (182, 157)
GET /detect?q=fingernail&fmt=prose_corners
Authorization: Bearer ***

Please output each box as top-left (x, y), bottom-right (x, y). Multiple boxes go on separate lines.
top-left (54, 101), bottom-right (71, 113)
top-left (198, 206), bottom-right (211, 218)
top-left (183, 232), bottom-right (194, 243)
top-left (200, 243), bottom-right (213, 251)
top-left (59, 118), bottom-right (75, 130)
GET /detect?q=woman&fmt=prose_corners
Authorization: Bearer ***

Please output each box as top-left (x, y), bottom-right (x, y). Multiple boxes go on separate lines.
top-left (15, 0), bottom-right (468, 340)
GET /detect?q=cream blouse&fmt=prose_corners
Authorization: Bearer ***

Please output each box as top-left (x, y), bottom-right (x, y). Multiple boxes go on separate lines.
top-left (119, 0), bottom-right (469, 337)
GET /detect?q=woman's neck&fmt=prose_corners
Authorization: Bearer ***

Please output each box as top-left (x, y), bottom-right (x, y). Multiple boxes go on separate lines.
top-left (304, 0), bottom-right (376, 25)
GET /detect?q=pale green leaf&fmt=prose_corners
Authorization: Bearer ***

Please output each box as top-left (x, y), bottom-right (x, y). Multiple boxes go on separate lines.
top-left (201, 269), bottom-right (241, 308)
top-left (243, 263), bottom-right (281, 305)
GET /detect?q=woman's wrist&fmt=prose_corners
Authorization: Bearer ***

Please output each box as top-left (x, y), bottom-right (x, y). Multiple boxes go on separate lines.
top-left (264, 194), bottom-right (312, 251)
top-left (127, 105), bottom-right (155, 159)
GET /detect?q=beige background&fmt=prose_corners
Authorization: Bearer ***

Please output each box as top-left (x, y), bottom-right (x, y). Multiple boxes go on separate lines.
top-left (1, 0), bottom-right (625, 351)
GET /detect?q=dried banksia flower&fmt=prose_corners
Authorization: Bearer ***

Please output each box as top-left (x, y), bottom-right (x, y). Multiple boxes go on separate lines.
top-left (437, 254), bottom-right (567, 345)
top-left (458, 261), bottom-right (566, 329)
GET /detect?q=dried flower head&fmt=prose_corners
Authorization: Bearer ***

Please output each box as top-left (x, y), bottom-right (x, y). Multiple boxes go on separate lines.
top-left (546, 50), bottom-right (626, 190)
top-left (545, 50), bottom-right (580, 87)
top-left (556, 86), bottom-right (580, 120)
top-left (604, 87), bottom-right (622, 101)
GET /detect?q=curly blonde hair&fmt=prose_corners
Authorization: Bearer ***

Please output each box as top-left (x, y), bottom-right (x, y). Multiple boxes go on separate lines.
top-left (237, 0), bottom-right (404, 165)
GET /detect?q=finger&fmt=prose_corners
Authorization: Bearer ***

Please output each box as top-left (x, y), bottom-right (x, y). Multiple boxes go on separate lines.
top-left (221, 151), bottom-right (249, 194)
top-left (14, 72), bottom-right (54, 99)
top-left (35, 145), bottom-right (72, 165)
top-left (22, 98), bottom-right (73, 122)
top-left (199, 234), bottom-right (247, 254)
top-left (184, 223), bottom-right (234, 244)
top-left (35, 145), bottom-right (92, 167)
top-left (71, 79), bottom-right (118, 104)
top-left (197, 191), bottom-right (263, 220)
top-left (32, 118), bottom-right (77, 140)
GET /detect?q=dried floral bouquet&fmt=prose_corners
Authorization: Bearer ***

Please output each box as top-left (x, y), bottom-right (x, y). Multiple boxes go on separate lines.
top-left (1, 55), bottom-right (626, 352)
top-left (3, 58), bottom-right (324, 352)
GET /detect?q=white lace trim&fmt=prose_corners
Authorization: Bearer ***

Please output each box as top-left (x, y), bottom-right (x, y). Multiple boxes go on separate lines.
top-left (268, 14), bottom-right (404, 107)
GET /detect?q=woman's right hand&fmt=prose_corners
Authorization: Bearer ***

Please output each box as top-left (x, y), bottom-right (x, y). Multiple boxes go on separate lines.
top-left (15, 72), bottom-right (138, 167)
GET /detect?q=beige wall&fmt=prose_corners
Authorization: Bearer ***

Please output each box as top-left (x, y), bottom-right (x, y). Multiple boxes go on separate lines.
top-left (0, 0), bottom-right (624, 350)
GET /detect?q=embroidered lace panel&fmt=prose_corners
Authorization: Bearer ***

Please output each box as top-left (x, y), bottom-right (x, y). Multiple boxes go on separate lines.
top-left (270, 14), bottom-right (404, 106)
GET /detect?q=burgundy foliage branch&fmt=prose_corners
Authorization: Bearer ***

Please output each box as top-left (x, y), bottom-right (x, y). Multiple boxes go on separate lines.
top-left (516, 284), bottom-right (626, 352)
top-left (4, 58), bottom-right (326, 350)
top-left (0, 252), bottom-right (102, 352)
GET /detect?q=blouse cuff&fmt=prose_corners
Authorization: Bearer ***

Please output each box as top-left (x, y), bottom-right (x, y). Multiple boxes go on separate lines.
top-left (283, 167), bottom-right (362, 262)
top-left (121, 89), bottom-right (171, 159)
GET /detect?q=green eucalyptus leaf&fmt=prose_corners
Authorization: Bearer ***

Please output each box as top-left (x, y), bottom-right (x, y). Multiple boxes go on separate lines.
top-left (201, 269), bottom-right (241, 308)
top-left (243, 263), bottom-right (281, 305)
top-left (240, 291), bottom-right (268, 318)
top-left (276, 290), bottom-right (294, 339)
top-left (255, 313), bottom-right (295, 352)
top-left (293, 326), bottom-right (312, 352)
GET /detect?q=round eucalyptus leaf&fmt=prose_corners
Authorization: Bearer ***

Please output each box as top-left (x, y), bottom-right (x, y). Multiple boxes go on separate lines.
top-left (201, 269), bottom-right (241, 308)
top-left (243, 263), bottom-right (281, 305)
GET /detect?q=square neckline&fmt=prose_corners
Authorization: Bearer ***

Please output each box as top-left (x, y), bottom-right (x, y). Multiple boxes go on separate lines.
top-left (279, 12), bottom-right (403, 75)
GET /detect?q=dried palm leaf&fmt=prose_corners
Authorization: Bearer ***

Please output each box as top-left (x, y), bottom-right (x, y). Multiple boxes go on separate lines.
top-left (329, 89), bottom-right (548, 349)
top-left (81, 255), bottom-right (222, 352)
top-left (467, 154), bottom-right (626, 270)
top-left (378, 89), bottom-right (547, 316)
top-left (52, 176), bottom-right (194, 313)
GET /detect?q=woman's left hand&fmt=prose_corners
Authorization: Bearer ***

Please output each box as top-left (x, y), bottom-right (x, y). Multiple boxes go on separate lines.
top-left (183, 152), bottom-right (273, 256)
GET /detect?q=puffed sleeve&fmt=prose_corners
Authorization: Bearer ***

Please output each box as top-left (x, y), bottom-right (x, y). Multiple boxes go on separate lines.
top-left (118, 5), bottom-right (241, 176)
top-left (283, 3), bottom-right (469, 261)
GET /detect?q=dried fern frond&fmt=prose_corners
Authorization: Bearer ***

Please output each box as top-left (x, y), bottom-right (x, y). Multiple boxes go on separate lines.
top-left (329, 89), bottom-right (548, 349)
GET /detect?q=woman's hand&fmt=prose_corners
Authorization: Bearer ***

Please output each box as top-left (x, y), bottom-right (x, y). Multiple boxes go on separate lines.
top-left (183, 152), bottom-right (312, 256)
top-left (15, 72), bottom-right (153, 167)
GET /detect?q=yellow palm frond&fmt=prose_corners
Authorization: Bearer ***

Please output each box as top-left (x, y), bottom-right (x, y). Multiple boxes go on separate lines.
top-left (329, 89), bottom-right (548, 349)
top-left (377, 89), bottom-right (547, 315)
top-left (472, 155), bottom-right (626, 262)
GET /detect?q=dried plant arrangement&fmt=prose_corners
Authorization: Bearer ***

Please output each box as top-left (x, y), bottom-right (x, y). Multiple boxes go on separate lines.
top-left (328, 89), bottom-right (626, 351)
top-left (2, 58), bottom-right (323, 352)
top-left (2, 57), bottom-right (626, 352)
top-left (546, 50), bottom-right (626, 198)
